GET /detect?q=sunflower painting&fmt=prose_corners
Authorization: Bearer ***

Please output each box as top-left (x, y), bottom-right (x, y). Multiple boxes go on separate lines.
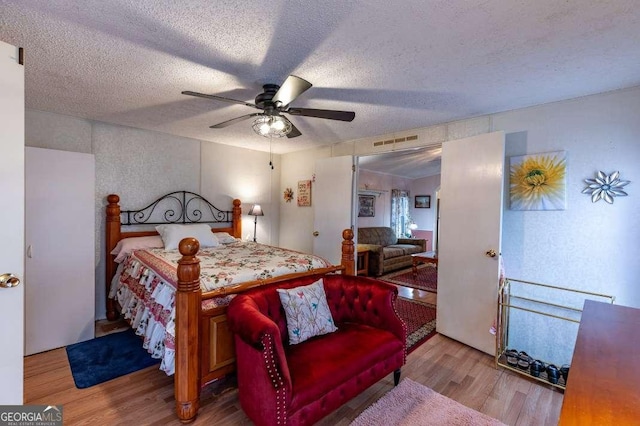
top-left (510, 151), bottom-right (566, 210)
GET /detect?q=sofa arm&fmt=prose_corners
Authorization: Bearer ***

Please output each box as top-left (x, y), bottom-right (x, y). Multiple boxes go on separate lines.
top-left (398, 237), bottom-right (426, 252)
top-left (233, 333), bottom-right (293, 425)
top-left (228, 296), bottom-right (280, 347)
top-left (227, 296), bottom-right (292, 391)
top-left (323, 275), bottom-right (406, 345)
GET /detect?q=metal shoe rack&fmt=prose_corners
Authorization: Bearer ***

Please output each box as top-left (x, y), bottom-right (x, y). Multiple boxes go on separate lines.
top-left (496, 278), bottom-right (614, 390)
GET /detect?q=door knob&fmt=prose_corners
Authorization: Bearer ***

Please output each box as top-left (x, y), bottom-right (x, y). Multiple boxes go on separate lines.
top-left (313, 231), bottom-right (319, 237)
top-left (0, 273), bottom-right (21, 288)
top-left (485, 249), bottom-right (497, 258)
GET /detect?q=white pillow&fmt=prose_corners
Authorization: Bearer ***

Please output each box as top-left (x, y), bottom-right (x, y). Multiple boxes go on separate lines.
top-left (155, 224), bottom-right (219, 250)
top-left (277, 279), bottom-right (337, 345)
top-left (213, 232), bottom-right (237, 244)
top-left (111, 235), bottom-right (164, 263)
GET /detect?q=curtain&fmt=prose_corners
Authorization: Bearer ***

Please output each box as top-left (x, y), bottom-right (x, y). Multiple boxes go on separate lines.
top-left (390, 189), bottom-right (410, 238)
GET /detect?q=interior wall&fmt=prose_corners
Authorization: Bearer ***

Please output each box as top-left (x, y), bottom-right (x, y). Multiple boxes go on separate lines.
top-left (356, 170), bottom-right (413, 228)
top-left (496, 87), bottom-right (640, 308)
top-left (92, 123), bottom-right (202, 320)
top-left (200, 142), bottom-right (281, 245)
top-left (25, 109), bottom-right (281, 320)
top-left (409, 174), bottom-right (440, 236)
top-left (279, 146), bottom-right (331, 253)
top-left (26, 85), bottom-right (640, 323)
top-left (283, 86), bottom-right (640, 312)
top-left (489, 87), bottom-right (640, 364)
top-left (25, 110), bottom-right (92, 154)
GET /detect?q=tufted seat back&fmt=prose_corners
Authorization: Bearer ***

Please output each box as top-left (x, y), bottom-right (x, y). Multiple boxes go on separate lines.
top-left (232, 274), bottom-right (404, 346)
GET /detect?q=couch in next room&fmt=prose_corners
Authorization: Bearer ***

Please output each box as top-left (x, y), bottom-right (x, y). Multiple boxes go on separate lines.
top-left (358, 226), bottom-right (427, 276)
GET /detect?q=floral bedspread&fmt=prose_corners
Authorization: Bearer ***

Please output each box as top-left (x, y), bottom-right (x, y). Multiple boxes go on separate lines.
top-left (140, 241), bottom-right (332, 292)
top-left (111, 241), bottom-right (332, 375)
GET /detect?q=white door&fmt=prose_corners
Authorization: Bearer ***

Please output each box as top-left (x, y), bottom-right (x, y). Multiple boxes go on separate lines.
top-left (25, 148), bottom-right (95, 355)
top-left (312, 156), bottom-right (355, 269)
top-left (437, 131), bottom-right (505, 355)
top-left (0, 41), bottom-right (25, 404)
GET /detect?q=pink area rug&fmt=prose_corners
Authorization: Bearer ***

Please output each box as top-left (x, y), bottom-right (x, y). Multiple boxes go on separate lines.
top-left (394, 298), bottom-right (436, 353)
top-left (381, 265), bottom-right (437, 293)
top-left (350, 378), bottom-right (506, 426)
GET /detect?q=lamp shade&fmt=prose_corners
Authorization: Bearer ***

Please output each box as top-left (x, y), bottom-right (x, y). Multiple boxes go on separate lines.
top-left (248, 204), bottom-right (264, 216)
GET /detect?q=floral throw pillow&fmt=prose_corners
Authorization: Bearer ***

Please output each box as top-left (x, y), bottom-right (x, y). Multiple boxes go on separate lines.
top-left (276, 279), bottom-right (338, 345)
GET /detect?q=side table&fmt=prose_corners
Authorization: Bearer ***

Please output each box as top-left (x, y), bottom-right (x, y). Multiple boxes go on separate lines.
top-left (357, 247), bottom-right (369, 276)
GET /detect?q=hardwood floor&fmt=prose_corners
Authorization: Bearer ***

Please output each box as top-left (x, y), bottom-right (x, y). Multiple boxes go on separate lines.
top-left (396, 284), bottom-right (436, 305)
top-left (24, 282), bottom-right (563, 425)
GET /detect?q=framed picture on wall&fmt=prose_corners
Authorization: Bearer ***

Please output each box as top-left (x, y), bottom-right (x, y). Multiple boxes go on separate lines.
top-left (415, 195), bottom-right (431, 208)
top-left (297, 180), bottom-right (312, 206)
top-left (509, 150), bottom-right (567, 210)
top-left (358, 195), bottom-right (376, 217)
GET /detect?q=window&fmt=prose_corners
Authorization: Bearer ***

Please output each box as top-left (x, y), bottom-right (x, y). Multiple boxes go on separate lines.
top-left (390, 189), bottom-right (410, 238)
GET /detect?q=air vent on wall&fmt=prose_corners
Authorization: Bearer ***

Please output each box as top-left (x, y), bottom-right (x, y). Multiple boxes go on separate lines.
top-left (372, 134), bottom-right (418, 147)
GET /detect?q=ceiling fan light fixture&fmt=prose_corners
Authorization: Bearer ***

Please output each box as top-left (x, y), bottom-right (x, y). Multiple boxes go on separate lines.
top-left (252, 115), bottom-right (291, 138)
top-left (259, 122), bottom-right (271, 135)
top-left (183, 75), bottom-right (354, 138)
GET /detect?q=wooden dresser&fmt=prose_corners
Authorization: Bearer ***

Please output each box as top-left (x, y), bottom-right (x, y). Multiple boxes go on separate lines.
top-left (559, 300), bottom-right (640, 425)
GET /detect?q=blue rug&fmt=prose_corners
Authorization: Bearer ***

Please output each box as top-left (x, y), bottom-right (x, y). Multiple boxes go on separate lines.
top-left (66, 328), bottom-right (160, 389)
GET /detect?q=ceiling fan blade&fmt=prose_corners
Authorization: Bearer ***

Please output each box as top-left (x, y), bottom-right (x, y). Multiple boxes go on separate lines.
top-left (286, 118), bottom-right (302, 138)
top-left (182, 91), bottom-right (259, 109)
top-left (272, 75), bottom-right (312, 107)
top-left (210, 113), bottom-right (262, 128)
top-left (286, 107), bottom-right (355, 122)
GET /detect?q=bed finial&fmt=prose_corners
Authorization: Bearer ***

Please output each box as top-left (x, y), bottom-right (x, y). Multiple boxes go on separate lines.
top-left (106, 194), bottom-right (120, 220)
top-left (175, 237), bottom-right (202, 422)
top-left (105, 194), bottom-right (122, 321)
top-left (232, 199), bottom-right (242, 238)
top-left (341, 228), bottom-right (355, 276)
top-left (178, 237), bottom-right (200, 260)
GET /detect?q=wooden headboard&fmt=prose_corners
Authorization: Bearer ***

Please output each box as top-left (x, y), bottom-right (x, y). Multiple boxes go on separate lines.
top-left (105, 191), bottom-right (242, 320)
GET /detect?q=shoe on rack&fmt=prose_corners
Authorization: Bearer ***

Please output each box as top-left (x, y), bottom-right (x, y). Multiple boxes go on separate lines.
top-left (517, 351), bottom-right (532, 370)
top-left (560, 364), bottom-right (570, 383)
top-left (546, 364), bottom-right (560, 384)
top-left (505, 349), bottom-right (519, 368)
top-left (530, 360), bottom-right (544, 378)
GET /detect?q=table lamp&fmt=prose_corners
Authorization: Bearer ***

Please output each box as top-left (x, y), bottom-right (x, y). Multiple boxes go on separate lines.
top-left (248, 204), bottom-right (264, 242)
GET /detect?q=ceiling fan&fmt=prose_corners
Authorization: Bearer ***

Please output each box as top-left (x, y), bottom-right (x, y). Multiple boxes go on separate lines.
top-left (182, 75), bottom-right (355, 139)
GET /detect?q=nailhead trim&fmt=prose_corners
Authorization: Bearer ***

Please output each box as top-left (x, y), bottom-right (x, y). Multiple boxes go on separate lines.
top-left (391, 294), bottom-right (408, 363)
top-left (262, 334), bottom-right (287, 425)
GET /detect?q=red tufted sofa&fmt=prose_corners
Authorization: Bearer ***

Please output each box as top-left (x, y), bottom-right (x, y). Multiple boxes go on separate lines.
top-left (227, 273), bottom-right (406, 426)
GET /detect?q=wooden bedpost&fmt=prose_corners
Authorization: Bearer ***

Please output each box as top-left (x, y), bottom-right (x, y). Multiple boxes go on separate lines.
top-left (105, 194), bottom-right (121, 321)
top-left (341, 228), bottom-right (356, 276)
top-left (175, 237), bottom-right (202, 423)
top-left (232, 198), bottom-right (242, 238)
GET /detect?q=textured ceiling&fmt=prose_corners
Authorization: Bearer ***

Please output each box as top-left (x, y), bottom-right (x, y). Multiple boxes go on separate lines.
top-left (1, 1), bottom-right (640, 156)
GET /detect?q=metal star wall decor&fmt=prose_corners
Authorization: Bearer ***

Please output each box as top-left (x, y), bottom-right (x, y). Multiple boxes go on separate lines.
top-left (582, 171), bottom-right (630, 204)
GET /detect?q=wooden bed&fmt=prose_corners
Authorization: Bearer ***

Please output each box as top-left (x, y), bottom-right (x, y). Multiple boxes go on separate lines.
top-left (105, 191), bottom-right (355, 422)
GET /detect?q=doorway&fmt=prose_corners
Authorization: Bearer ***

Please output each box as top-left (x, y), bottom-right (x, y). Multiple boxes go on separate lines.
top-left (357, 145), bottom-right (442, 244)
top-left (356, 146), bottom-right (442, 308)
